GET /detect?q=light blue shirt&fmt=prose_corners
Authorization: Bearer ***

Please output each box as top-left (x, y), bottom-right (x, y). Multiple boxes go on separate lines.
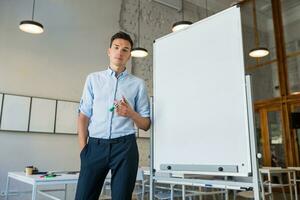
top-left (79, 67), bottom-right (150, 139)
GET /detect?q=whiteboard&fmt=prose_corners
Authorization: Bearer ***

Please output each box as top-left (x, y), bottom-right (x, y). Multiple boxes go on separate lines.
top-left (153, 7), bottom-right (252, 176)
top-left (29, 98), bottom-right (56, 133)
top-left (0, 94), bottom-right (31, 131)
top-left (55, 101), bottom-right (79, 134)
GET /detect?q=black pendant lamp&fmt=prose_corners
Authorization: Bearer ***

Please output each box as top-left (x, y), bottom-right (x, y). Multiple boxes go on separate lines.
top-left (248, 0), bottom-right (269, 58)
top-left (172, 0), bottom-right (192, 32)
top-left (131, 0), bottom-right (148, 58)
top-left (19, 0), bottom-right (44, 34)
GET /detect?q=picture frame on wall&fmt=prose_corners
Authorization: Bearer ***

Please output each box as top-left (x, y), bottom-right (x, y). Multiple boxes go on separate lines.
top-left (0, 94), bottom-right (31, 131)
top-left (55, 100), bottom-right (79, 134)
top-left (29, 98), bottom-right (56, 133)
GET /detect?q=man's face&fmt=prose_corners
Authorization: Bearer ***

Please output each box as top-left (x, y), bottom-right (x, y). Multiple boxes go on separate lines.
top-left (108, 38), bottom-right (131, 67)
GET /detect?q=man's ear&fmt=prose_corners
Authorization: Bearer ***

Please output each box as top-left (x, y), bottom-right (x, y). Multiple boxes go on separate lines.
top-left (107, 48), bottom-right (110, 56)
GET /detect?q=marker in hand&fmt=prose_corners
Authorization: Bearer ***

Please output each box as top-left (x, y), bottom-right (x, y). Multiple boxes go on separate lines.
top-left (116, 96), bottom-right (134, 117)
top-left (109, 100), bottom-right (119, 112)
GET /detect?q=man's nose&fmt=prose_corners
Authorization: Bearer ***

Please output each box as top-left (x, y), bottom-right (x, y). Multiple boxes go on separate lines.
top-left (118, 49), bottom-right (124, 56)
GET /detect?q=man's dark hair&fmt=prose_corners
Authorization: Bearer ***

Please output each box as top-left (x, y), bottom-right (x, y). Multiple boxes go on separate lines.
top-left (110, 31), bottom-right (133, 49)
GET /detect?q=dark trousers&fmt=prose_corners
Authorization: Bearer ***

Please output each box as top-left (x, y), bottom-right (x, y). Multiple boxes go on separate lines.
top-left (75, 134), bottom-right (139, 200)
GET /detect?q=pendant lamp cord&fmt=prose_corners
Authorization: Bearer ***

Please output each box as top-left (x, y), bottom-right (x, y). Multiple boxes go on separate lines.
top-left (32, 0), bottom-right (36, 20)
top-left (138, 0), bottom-right (141, 47)
top-left (205, 0), bottom-right (208, 17)
top-left (252, 0), bottom-right (260, 47)
top-left (182, 0), bottom-right (184, 21)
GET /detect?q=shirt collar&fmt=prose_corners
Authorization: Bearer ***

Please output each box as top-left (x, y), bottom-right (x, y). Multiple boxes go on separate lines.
top-left (107, 67), bottom-right (128, 78)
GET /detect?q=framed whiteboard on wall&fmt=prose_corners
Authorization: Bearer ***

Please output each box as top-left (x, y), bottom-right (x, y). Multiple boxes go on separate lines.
top-left (55, 101), bottom-right (79, 134)
top-left (0, 94), bottom-right (31, 131)
top-left (29, 98), bottom-right (56, 133)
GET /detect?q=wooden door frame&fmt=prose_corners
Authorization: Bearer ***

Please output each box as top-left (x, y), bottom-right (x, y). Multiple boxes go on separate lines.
top-left (256, 104), bottom-right (284, 166)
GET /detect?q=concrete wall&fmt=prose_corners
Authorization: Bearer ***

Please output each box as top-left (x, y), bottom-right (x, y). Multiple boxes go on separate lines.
top-left (119, 0), bottom-right (212, 168)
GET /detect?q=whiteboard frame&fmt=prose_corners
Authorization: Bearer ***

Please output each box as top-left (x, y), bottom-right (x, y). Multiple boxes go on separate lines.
top-left (55, 100), bottom-right (79, 135)
top-left (150, 6), bottom-right (260, 199)
top-left (29, 97), bottom-right (56, 133)
top-left (0, 94), bottom-right (31, 132)
top-left (0, 92), bottom-right (79, 135)
top-left (153, 6), bottom-right (251, 177)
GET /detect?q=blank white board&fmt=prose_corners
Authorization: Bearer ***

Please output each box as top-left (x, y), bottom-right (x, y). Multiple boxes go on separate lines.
top-left (1, 94), bottom-right (31, 131)
top-left (153, 7), bottom-right (251, 176)
top-left (55, 101), bottom-right (79, 134)
top-left (29, 98), bottom-right (56, 133)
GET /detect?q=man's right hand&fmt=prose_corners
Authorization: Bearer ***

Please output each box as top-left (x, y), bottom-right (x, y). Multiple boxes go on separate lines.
top-left (78, 112), bottom-right (89, 152)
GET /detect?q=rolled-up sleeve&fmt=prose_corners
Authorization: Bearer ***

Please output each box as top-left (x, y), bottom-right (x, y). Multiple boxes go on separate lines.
top-left (78, 75), bottom-right (93, 118)
top-left (135, 81), bottom-right (150, 118)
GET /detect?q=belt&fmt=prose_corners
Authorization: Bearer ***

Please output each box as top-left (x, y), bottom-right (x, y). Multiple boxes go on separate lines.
top-left (88, 134), bottom-right (135, 144)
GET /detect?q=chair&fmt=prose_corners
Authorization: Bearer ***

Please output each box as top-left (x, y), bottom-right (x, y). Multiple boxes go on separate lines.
top-left (99, 171), bottom-right (112, 200)
top-left (196, 186), bottom-right (228, 200)
top-left (132, 168), bottom-right (148, 200)
top-left (154, 183), bottom-right (183, 200)
top-left (234, 190), bottom-right (272, 200)
top-left (150, 172), bottom-right (183, 200)
top-left (234, 167), bottom-right (295, 200)
top-left (99, 169), bottom-right (148, 200)
top-left (260, 167), bottom-right (296, 200)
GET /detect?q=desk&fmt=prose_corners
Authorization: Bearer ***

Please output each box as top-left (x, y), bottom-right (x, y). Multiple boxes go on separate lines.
top-left (5, 172), bottom-right (78, 200)
top-left (259, 168), bottom-right (298, 200)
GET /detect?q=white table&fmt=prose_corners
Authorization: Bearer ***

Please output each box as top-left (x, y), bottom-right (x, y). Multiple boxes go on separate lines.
top-left (5, 172), bottom-right (78, 200)
top-left (259, 167), bottom-right (298, 200)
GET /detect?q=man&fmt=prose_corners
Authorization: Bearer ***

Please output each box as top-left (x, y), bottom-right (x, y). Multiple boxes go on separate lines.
top-left (75, 31), bottom-right (151, 200)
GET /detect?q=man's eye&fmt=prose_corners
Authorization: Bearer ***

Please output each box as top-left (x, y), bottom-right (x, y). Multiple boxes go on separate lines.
top-left (122, 49), bottom-right (129, 52)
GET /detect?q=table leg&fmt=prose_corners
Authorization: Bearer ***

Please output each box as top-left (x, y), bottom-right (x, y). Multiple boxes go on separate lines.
top-left (5, 176), bottom-right (10, 200)
top-left (224, 176), bottom-right (229, 200)
top-left (199, 187), bottom-right (203, 200)
top-left (182, 184), bottom-right (185, 200)
top-left (225, 186), bottom-right (229, 200)
top-left (288, 172), bottom-right (293, 200)
top-left (267, 172), bottom-right (273, 200)
top-left (170, 184), bottom-right (174, 199)
top-left (32, 185), bottom-right (37, 200)
top-left (279, 174), bottom-right (287, 200)
top-left (259, 171), bottom-right (266, 200)
top-left (292, 171), bottom-right (298, 200)
top-left (64, 184), bottom-right (67, 200)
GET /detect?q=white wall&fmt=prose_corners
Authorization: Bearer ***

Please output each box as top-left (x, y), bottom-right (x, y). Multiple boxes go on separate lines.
top-left (0, 0), bottom-right (122, 199)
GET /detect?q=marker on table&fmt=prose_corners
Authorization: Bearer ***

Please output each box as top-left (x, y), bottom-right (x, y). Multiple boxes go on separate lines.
top-left (205, 184), bottom-right (212, 187)
top-left (40, 174), bottom-right (61, 178)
